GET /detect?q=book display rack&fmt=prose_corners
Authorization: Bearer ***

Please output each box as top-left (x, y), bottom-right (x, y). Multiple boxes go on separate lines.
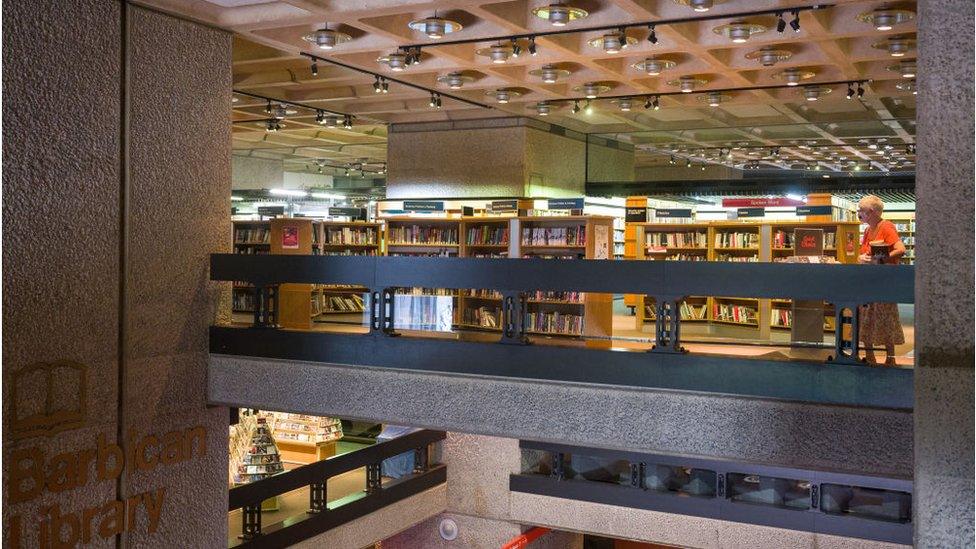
top-left (230, 416), bottom-right (284, 486)
top-left (266, 412), bottom-right (342, 463)
top-left (232, 220), bottom-right (271, 315)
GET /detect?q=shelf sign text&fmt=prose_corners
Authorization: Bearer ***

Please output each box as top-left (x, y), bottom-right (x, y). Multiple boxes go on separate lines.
top-left (329, 207), bottom-right (366, 219)
top-left (737, 207), bottom-right (765, 218)
top-left (795, 205), bottom-right (834, 216)
top-left (490, 200), bottom-right (518, 213)
top-left (654, 208), bottom-right (692, 218)
top-left (547, 198), bottom-right (584, 210)
top-left (402, 200), bottom-right (444, 212)
top-left (625, 208), bottom-right (648, 222)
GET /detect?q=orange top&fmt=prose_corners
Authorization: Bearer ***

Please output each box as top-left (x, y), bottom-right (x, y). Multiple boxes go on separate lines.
top-left (860, 219), bottom-right (902, 264)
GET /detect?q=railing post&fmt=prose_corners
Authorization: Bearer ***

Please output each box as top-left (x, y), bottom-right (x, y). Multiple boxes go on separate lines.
top-left (650, 296), bottom-right (687, 354)
top-left (551, 452), bottom-right (565, 481)
top-left (382, 288), bottom-right (400, 336)
top-left (241, 504), bottom-right (261, 539)
top-left (252, 285), bottom-right (279, 329)
top-left (828, 302), bottom-right (863, 365)
top-left (369, 288), bottom-right (400, 336)
top-left (413, 445), bottom-right (430, 473)
top-left (308, 481), bottom-right (328, 514)
top-left (630, 462), bottom-right (646, 489)
top-left (365, 462), bottom-right (383, 493)
top-left (499, 291), bottom-right (531, 345)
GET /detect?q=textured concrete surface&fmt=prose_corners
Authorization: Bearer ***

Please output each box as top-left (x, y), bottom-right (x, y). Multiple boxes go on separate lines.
top-left (123, 5), bottom-right (231, 548)
top-left (232, 154), bottom-right (283, 189)
top-left (915, 0), bottom-right (975, 547)
top-left (524, 125), bottom-right (586, 196)
top-left (586, 138), bottom-right (635, 183)
top-left (510, 492), bottom-right (909, 549)
top-left (209, 356), bottom-right (913, 477)
top-left (383, 512), bottom-right (583, 549)
top-left (1, 1), bottom-right (122, 546)
top-left (443, 434), bottom-right (520, 520)
top-left (293, 484), bottom-right (447, 548)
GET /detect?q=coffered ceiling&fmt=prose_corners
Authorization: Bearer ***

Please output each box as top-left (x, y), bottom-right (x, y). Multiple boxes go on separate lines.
top-left (143, 0), bottom-right (918, 174)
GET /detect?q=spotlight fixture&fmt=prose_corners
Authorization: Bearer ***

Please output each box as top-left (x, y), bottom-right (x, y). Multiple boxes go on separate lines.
top-left (632, 57), bottom-right (677, 76)
top-left (382, 80), bottom-right (389, 93)
top-left (746, 47), bottom-right (792, 67)
top-left (527, 36), bottom-right (538, 56)
top-left (615, 98), bottom-right (633, 112)
top-left (529, 64), bottom-right (571, 84)
top-left (846, 83), bottom-right (855, 99)
top-left (534, 101), bottom-right (552, 116)
top-left (436, 72), bottom-right (475, 90)
top-left (774, 68), bottom-right (815, 86)
top-left (673, 0), bottom-right (721, 12)
top-left (857, 7), bottom-right (915, 31)
top-left (510, 39), bottom-right (523, 58)
top-left (265, 119), bottom-right (282, 132)
top-left (325, 116), bottom-right (338, 128)
top-left (342, 115), bottom-right (353, 129)
top-left (872, 36), bottom-right (915, 57)
top-left (802, 86), bottom-right (831, 102)
top-left (652, 96), bottom-right (661, 110)
top-left (699, 92), bottom-right (730, 107)
top-left (896, 80), bottom-right (917, 95)
top-left (429, 92), bottom-right (438, 108)
top-left (669, 155), bottom-right (676, 165)
top-left (776, 12), bottom-right (786, 33)
top-left (310, 60), bottom-right (318, 76)
top-left (789, 10), bottom-right (801, 32)
top-left (887, 59), bottom-right (917, 78)
top-left (857, 83), bottom-right (865, 98)
top-left (408, 15), bottom-right (462, 39)
top-left (589, 30), bottom-right (637, 54)
top-left (668, 76), bottom-right (707, 93)
top-left (644, 97), bottom-right (653, 110)
top-left (647, 24), bottom-right (658, 45)
top-left (532, 3), bottom-right (589, 26)
top-left (572, 100), bottom-right (581, 114)
top-left (373, 76), bottom-right (383, 93)
top-left (584, 100), bottom-right (594, 115)
top-left (701, 164), bottom-right (706, 171)
top-left (404, 47), bottom-right (422, 66)
top-left (377, 52), bottom-right (408, 71)
top-left (486, 88), bottom-right (521, 104)
top-left (713, 22), bottom-right (767, 43)
top-left (686, 159), bottom-right (692, 168)
top-left (574, 82), bottom-right (611, 99)
top-left (476, 43), bottom-right (514, 64)
top-left (302, 27), bottom-right (352, 50)
top-left (315, 110), bottom-right (326, 124)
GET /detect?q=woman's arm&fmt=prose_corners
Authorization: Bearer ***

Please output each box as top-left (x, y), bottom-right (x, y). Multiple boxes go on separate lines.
top-left (881, 221), bottom-right (906, 260)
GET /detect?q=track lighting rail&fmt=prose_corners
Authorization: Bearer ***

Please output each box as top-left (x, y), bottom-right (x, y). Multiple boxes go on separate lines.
top-left (545, 79), bottom-right (870, 106)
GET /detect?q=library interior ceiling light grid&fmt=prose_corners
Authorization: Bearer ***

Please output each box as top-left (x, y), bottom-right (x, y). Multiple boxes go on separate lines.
top-left (150, 0), bottom-right (917, 172)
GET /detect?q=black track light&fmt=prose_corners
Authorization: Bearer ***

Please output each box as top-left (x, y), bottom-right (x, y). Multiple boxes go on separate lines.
top-left (701, 163), bottom-right (706, 171)
top-left (789, 10), bottom-right (801, 32)
top-left (311, 60), bottom-right (318, 76)
top-left (776, 12), bottom-right (786, 33)
top-left (618, 27), bottom-right (629, 49)
top-left (382, 79), bottom-right (389, 93)
top-left (647, 24), bottom-right (658, 45)
top-left (856, 83), bottom-right (865, 98)
top-left (528, 36), bottom-right (537, 56)
top-left (265, 99), bottom-right (273, 114)
top-left (652, 96), bottom-right (660, 110)
top-left (572, 100), bottom-right (581, 114)
top-left (342, 115), bottom-right (353, 129)
top-left (644, 97), bottom-right (653, 110)
top-left (686, 159), bottom-right (692, 168)
top-left (511, 39), bottom-right (522, 57)
top-left (846, 83), bottom-right (855, 99)
top-left (315, 110), bottom-right (325, 124)
top-left (373, 76), bottom-right (382, 93)
top-left (429, 92), bottom-right (437, 108)
top-left (669, 155), bottom-right (675, 165)
top-left (436, 95), bottom-right (442, 108)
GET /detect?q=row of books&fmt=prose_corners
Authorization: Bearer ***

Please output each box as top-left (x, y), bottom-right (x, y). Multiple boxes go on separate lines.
top-left (462, 306), bottom-right (500, 328)
top-left (647, 250), bottom-right (708, 261)
top-left (267, 412), bottom-right (343, 444)
top-left (772, 231), bottom-right (838, 249)
top-left (319, 249), bottom-right (379, 256)
top-left (388, 226), bottom-right (459, 245)
top-left (233, 246), bottom-right (269, 255)
top-left (323, 227), bottom-right (377, 245)
top-left (715, 254), bottom-right (759, 262)
top-left (713, 303), bottom-right (758, 324)
top-left (233, 292), bottom-right (256, 312)
top-left (644, 301), bottom-right (707, 321)
top-left (464, 289), bottom-right (502, 299)
top-left (234, 228), bottom-right (271, 244)
top-left (529, 290), bottom-right (584, 303)
top-left (388, 251), bottom-right (458, 257)
top-left (714, 232), bottom-right (759, 248)
top-left (526, 311), bottom-right (583, 336)
top-left (468, 252), bottom-right (508, 258)
top-left (316, 294), bottom-right (365, 313)
top-left (771, 308), bottom-right (793, 328)
top-left (467, 226), bottom-right (509, 245)
top-left (521, 253), bottom-right (583, 259)
top-left (646, 232), bottom-right (707, 248)
top-left (521, 226), bottom-right (586, 246)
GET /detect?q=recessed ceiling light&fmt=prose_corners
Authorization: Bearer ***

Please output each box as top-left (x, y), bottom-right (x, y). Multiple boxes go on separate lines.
top-left (408, 16), bottom-right (462, 39)
top-left (533, 101), bottom-right (554, 116)
top-left (436, 72), bottom-right (475, 90)
top-left (774, 68), bottom-right (816, 86)
top-left (673, 0), bottom-right (722, 12)
top-left (713, 22), bottom-right (767, 43)
top-left (588, 31), bottom-right (638, 54)
top-left (532, 3), bottom-right (589, 26)
top-left (667, 76), bottom-right (707, 93)
top-left (857, 8), bottom-right (915, 31)
top-left (528, 64), bottom-right (571, 84)
top-left (476, 43), bottom-right (515, 64)
top-left (698, 92), bottom-right (730, 107)
top-left (887, 59), bottom-right (917, 78)
top-left (896, 80), bottom-right (918, 95)
top-left (302, 27), bottom-right (352, 50)
top-left (573, 82), bottom-right (611, 99)
top-left (613, 98), bottom-right (634, 112)
top-left (872, 36), bottom-right (916, 57)
top-left (802, 86), bottom-right (831, 101)
top-left (377, 52), bottom-right (408, 71)
top-left (631, 57), bottom-right (677, 76)
top-left (485, 88), bottom-right (521, 104)
top-left (745, 46), bottom-right (793, 67)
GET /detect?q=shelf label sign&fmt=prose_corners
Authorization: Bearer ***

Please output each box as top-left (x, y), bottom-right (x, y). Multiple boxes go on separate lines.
top-left (723, 197), bottom-right (805, 207)
top-left (329, 207), bottom-right (366, 219)
top-left (654, 208), bottom-right (692, 218)
top-left (490, 199), bottom-right (518, 213)
top-left (795, 205), bottom-right (833, 216)
top-left (257, 206), bottom-right (285, 216)
top-left (737, 207), bottom-right (765, 218)
top-left (402, 200), bottom-right (444, 212)
top-left (625, 207), bottom-right (648, 222)
top-left (547, 198), bottom-right (584, 210)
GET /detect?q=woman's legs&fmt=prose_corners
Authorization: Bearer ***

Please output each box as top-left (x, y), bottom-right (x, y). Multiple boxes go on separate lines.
top-left (863, 340), bottom-right (877, 364)
top-left (884, 344), bottom-right (897, 366)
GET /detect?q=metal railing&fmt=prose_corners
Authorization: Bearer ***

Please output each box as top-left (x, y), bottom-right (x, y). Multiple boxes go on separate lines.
top-left (210, 255), bottom-right (915, 409)
top-left (229, 429), bottom-right (446, 548)
top-left (513, 440), bottom-right (913, 545)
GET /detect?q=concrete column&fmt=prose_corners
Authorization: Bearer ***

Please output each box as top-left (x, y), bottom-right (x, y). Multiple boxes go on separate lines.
top-left (914, 1), bottom-right (975, 547)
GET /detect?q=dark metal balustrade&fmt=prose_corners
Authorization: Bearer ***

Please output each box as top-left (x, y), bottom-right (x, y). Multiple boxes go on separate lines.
top-left (210, 255), bottom-right (914, 409)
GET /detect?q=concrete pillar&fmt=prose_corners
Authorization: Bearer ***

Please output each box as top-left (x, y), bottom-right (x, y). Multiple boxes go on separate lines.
top-left (914, 1), bottom-right (975, 547)
top-left (2, 1), bottom-right (231, 547)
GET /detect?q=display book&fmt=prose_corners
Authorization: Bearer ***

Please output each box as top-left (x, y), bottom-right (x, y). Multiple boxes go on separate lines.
top-left (229, 413), bottom-right (284, 486)
top-left (867, 211), bottom-right (915, 265)
top-left (632, 220), bottom-right (859, 333)
top-left (266, 412), bottom-right (343, 445)
top-left (311, 221), bottom-right (381, 318)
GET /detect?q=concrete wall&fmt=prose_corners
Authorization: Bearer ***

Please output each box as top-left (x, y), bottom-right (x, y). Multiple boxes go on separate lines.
top-left (636, 164), bottom-right (742, 181)
top-left (232, 154), bottom-right (282, 189)
top-left (524, 126), bottom-right (586, 197)
top-left (587, 139), bottom-right (636, 183)
top-left (2, 2), bottom-right (230, 547)
top-left (914, 0), bottom-right (976, 546)
top-left (283, 171), bottom-right (334, 189)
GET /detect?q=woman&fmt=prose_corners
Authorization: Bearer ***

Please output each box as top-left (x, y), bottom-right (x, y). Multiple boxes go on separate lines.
top-left (856, 195), bottom-right (906, 366)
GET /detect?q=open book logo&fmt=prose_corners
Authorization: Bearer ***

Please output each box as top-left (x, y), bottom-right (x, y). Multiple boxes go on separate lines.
top-left (8, 361), bottom-right (87, 439)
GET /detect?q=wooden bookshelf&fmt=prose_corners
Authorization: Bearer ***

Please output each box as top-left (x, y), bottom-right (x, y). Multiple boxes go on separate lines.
top-left (384, 217), bottom-right (461, 257)
top-left (232, 220), bottom-right (270, 315)
top-left (312, 221), bottom-right (381, 322)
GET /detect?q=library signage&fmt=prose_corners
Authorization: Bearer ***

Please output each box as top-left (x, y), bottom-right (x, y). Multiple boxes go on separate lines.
top-left (548, 198), bottom-right (585, 210)
top-left (329, 207), bottom-right (366, 219)
top-left (723, 197), bottom-right (804, 207)
top-left (403, 200), bottom-right (444, 212)
top-left (625, 207), bottom-right (648, 222)
top-left (654, 208), bottom-right (692, 218)
top-left (737, 207), bottom-right (765, 218)
top-left (257, 206), bottom-right (285, 217)
top-left (795, 205), bottom-right (834, 216)
top-left (490, 199), bottom-right (518, 213)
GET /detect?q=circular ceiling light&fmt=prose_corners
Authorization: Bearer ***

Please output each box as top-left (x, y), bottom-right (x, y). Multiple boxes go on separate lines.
top-left (476, 43), bottom-right (514, 64)
top-left (588, 31), bottom-right (638, 54)
top-left (713, 22), bottom-right (767, 43)
top-left (612, 98), bottom-right (634, 112)
top-left (773, 68), bottom-right (816, 86)
top-left (698, 92), bottom-right (730, 107)
top-left (802, 86), bottom-right (832, 101)
top-left (573, 82), bottom-right (612, 99)
top-left (485, 88), bottom-right (522, 104)
top-left (667, 76), bottom-right (707, 93)
top-left (533, 101), bottom-right (554, 116)
top-left (673, 0), bottom-right (723, 12)
top-left (745, 46), bottom-right (792, 67)
top-left (436, 72), bottom-right (475, 90)
top-left (528, 64), bottom-right (571, 84)
top-left (872, 36), bottom-right (916, 57)
top-left (408, 16), bottom-right (462, 39)
top-left (887, 59), bottom-right (917, 78)
top-left (302, 27), bottom-right (352, 50)
top-left (857, 8), bottom-right (915, 31)
top-left (532, 3), bottom-right (588, 26)
top-left (377, 52), bottom-right (408, 71)
top-left (896, 80), bottom-right (917, 95)
top-left (631, 57), bottom-right (677, 76)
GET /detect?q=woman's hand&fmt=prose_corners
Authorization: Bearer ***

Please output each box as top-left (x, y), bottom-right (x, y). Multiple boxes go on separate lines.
top-left (858, 253), bottom-right (873, 264)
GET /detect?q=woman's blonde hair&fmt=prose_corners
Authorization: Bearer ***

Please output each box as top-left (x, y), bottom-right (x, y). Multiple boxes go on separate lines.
top-left (859, 194), bottom-right (884, 214)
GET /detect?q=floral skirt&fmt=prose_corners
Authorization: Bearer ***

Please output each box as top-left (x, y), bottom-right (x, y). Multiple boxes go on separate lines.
top-left (858, 303), bottom-right (905, 346)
